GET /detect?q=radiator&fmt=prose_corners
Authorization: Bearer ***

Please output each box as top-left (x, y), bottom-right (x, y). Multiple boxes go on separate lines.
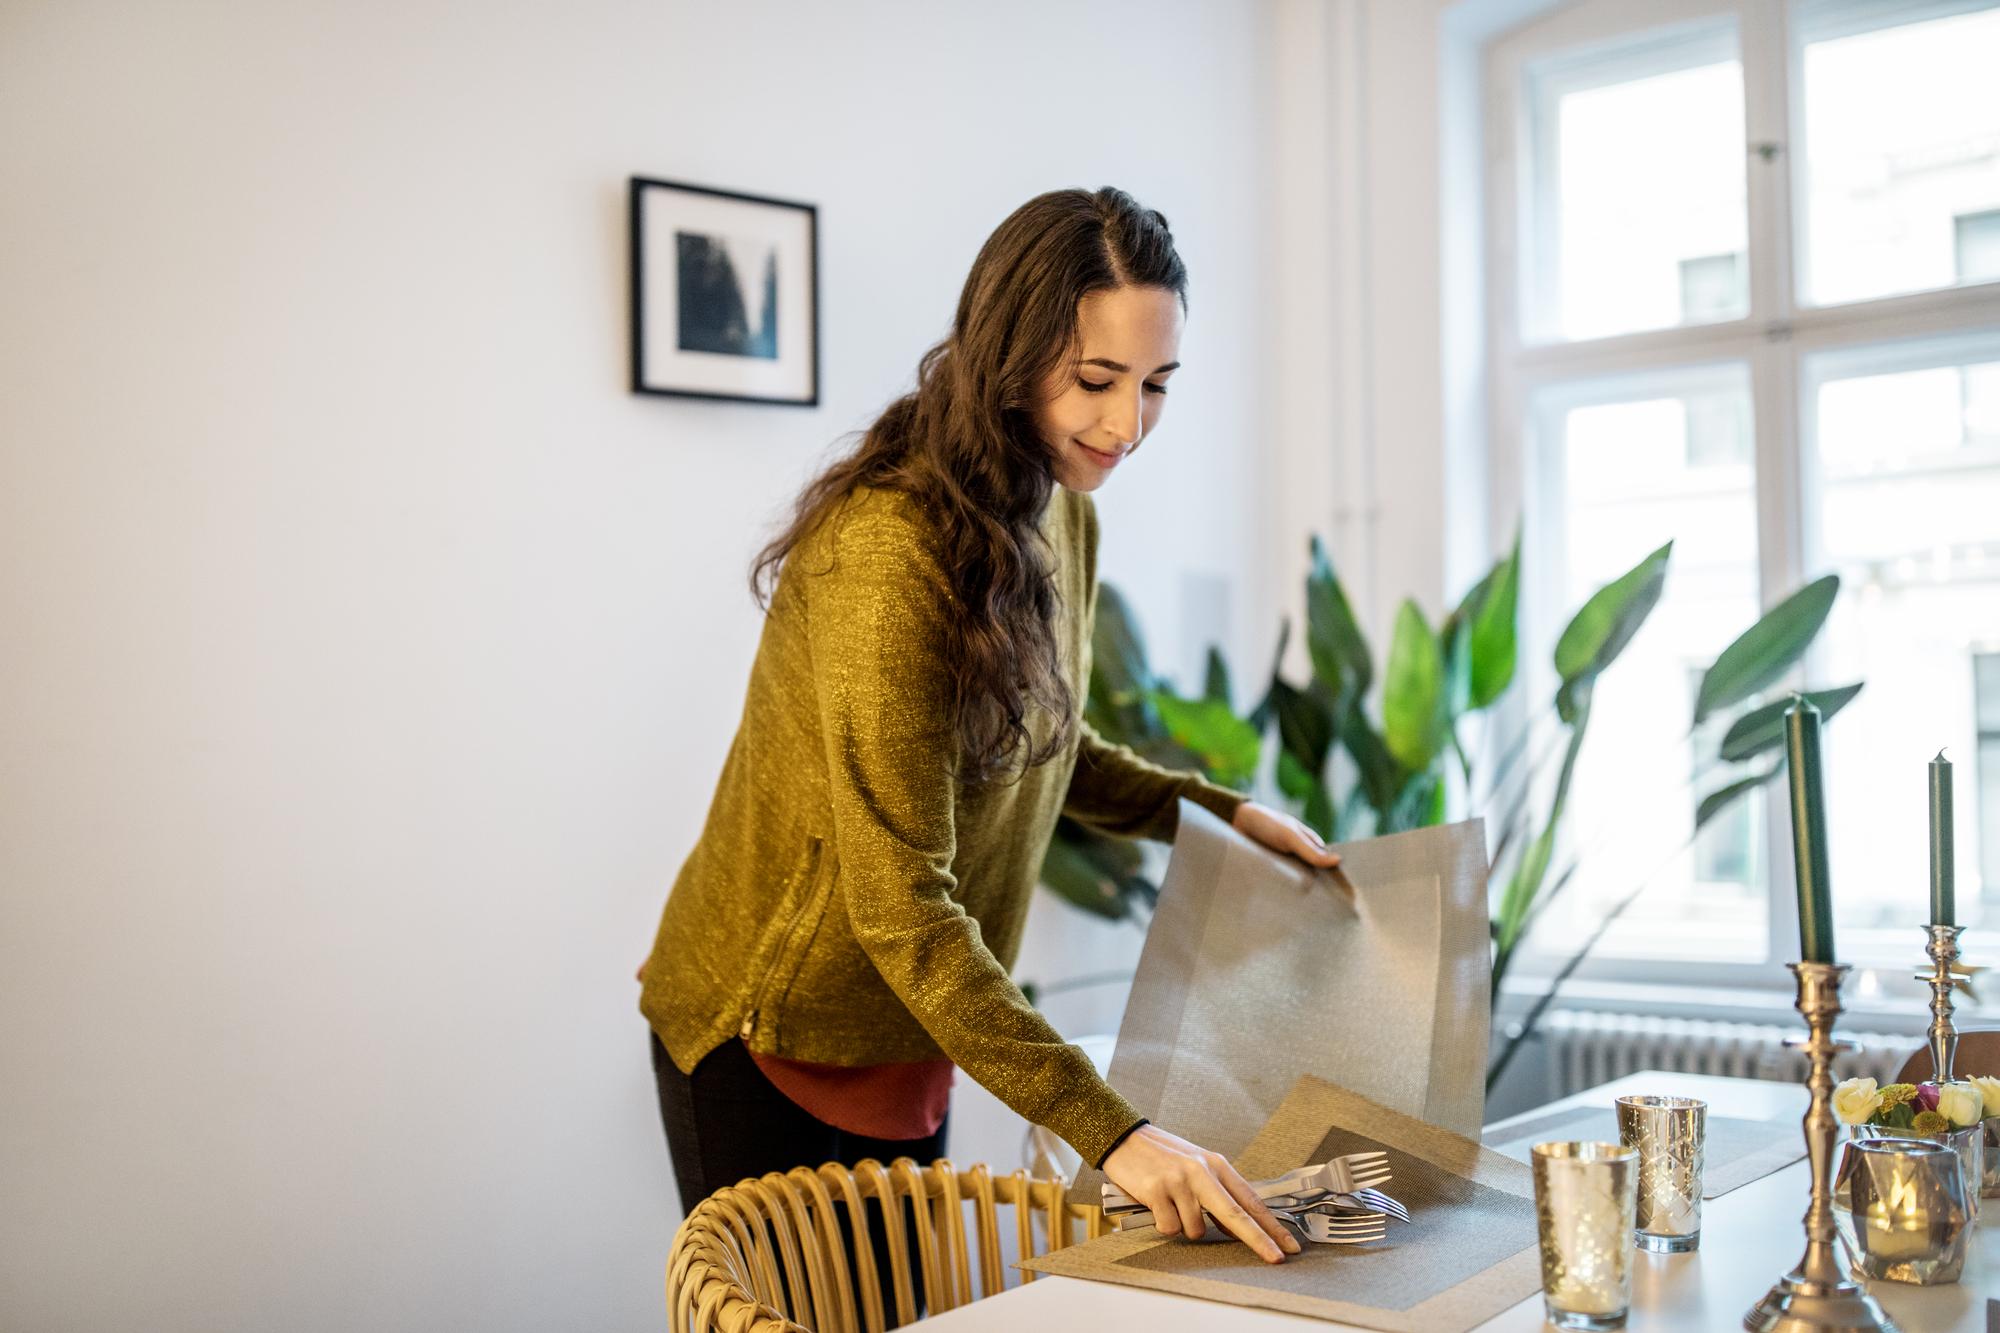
top-left (1537, 1009), bottom-right (1915, 1102)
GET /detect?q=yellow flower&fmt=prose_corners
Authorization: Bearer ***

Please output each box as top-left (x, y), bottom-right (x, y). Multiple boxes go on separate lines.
top-left (1832, 1077), bottom-right (1883, 1126)
top-left (1876, 1082), bottom-right (1918, 1108)
top-left (1911, 1109), bottom-right (1949, 1135)
top-left (1969, 1075), bottom-right (2000, 1120)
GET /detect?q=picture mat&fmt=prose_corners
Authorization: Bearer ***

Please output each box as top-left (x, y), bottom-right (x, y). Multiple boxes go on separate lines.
top-left (1026, 1076), bottom-right (1541, 1332)
top-left (1068, 806), bottom-right (1490, 1206)
top-left (638, 187), bottom-right (814, 397)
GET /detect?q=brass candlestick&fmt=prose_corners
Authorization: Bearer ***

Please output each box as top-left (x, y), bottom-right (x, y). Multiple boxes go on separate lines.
top-left (1918, 923), bottom-right (1964, 1082)
top-left (1743, 962), bottom-right (1899, 1333)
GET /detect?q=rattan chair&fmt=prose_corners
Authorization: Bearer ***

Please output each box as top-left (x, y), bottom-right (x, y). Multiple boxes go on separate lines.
top-left (665, 1156), bottom-right (1110, 1332)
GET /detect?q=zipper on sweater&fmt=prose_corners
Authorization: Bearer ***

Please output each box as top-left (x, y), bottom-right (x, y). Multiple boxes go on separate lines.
top-left (739, 838), bottom-right (824, 1043)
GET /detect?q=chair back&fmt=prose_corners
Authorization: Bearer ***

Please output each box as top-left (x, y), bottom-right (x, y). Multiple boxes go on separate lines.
top-left (665, 1156), bottom-right (1110, 1332)
top-left (1892, 1028), bottom-right (2000, 1086)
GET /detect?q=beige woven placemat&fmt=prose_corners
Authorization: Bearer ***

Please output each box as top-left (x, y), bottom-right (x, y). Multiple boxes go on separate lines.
top-left (1067, 805), bottom-right (1490, 1208)
top-left (1025, 1077), bottom-right (1542, 1332)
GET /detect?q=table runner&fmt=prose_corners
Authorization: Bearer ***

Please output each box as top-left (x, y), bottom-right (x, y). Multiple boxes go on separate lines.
top-left (1482, 1104), bottom-right (1803, 1198)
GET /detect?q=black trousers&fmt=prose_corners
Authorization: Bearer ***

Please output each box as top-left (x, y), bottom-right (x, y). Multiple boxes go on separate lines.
top-left (651, 1031), bottom-right (947, 1323)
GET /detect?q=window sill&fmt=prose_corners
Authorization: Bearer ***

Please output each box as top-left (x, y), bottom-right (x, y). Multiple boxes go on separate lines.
top-left (1495, 971), bottom-right (1949, 1037)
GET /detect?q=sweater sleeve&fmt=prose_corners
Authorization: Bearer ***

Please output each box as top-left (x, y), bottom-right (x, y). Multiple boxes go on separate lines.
top-left (802, 497), bottom-right (1143, 1167)
top-left (1061, 720), bottom-right (1250, 842)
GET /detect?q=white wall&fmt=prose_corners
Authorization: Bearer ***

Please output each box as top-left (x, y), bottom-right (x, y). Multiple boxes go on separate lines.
top-left (0, 2), bottom-right (1296, 1329)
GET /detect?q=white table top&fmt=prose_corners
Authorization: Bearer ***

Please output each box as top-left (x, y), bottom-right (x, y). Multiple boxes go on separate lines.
top-left (926, 1071), bottom-right (1998, 1332)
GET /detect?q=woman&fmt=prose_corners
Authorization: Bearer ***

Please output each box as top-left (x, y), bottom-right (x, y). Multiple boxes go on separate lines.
top-left (638, 186), bottom-right (1341, 1266)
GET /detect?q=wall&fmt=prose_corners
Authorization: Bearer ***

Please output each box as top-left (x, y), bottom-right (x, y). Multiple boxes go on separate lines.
top-left (0, 2), bottom-right (1292, 1328)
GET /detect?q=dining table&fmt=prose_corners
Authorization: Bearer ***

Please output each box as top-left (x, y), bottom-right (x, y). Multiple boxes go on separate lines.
top-left (924, 1070), bottom-right (1998, 1332)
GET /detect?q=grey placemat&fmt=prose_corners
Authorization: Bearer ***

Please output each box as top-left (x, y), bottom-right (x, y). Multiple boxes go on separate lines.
top-left (1118, 1124), bottom-right (1536, 1311)
top-left (1482, 1106), bottom-right (1802, 1198)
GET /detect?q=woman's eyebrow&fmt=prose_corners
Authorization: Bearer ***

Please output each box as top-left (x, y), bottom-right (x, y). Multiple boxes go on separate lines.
top-left (1081, 357), bottom-right (1181, 374)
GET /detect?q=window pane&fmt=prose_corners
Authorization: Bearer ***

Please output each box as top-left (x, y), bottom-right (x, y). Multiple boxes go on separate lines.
top-left (1527, 24), bottom-right (1747, 341)
top-left (1979, 654), bottom-right (2000, 904)
top-left (1530, 369), bottom-right (1766, 962)
top-left (1807, 338), bottom-right (2000, 948)
top-left (1798, 3), bottom-right (2000, 307)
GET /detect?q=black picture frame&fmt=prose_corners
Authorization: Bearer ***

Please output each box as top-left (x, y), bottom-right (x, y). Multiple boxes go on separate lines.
top-left (628, 176), bottom-right (820, 406)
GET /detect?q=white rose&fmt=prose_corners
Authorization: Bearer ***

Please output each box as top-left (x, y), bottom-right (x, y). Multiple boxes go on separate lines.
top-left (1937, 1080), bottom-right (1984, 1128)
top-left (1832, 1077), bottom-right (1882, 1126)
top-left (1970, 1075), bottom-right (2000, 1121)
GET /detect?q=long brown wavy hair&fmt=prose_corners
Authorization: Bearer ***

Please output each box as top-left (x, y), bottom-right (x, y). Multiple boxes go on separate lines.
top-left (751, 186), bottom-right (1189, 786)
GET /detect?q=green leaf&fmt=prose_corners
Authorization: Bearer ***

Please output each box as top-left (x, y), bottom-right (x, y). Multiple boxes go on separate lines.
top-left (1202, 645), bottom-right (1232, 707)
top-left (1039, 823), bottom-right (1144, 921)
top-left (1469, 531), bottom-right (1521, 708)
top-left (1555, 677), bottom-right (1591, 727)
top-left (1087, 583), bottom-right (1164, 746)
top-left (1440, 611), bottom-right (1473, 719)
top-left (1304, 779), bottom-right (1336, 841)
top-left (1382, 600), bottom-right (1446, 772)
top-left (1092, 583), bottom-right (1152, 703)
top-left (1696, 762), bottom-right (1780, 830)
top-left (1276, 747), bottom-right (1316, 803)
top-left (1270, 676), bottom-right (1340, 778)
top-left (1385, 769), bottom-right (1443, 832)
top-left (1307, 536), bottom-right (1373, 700)
top-left (1495, 823), bottom-right (1556, 953)
top-left (1718, 683), bottom-right (1864, 762)
top-left (1554, 541), bottom-right (1672, 687)
top-left (1278, 750), bottom-right (1337, 840)
top-left (1149, 690), bottom-right (1261, 789)
top-left (1341, 702), bottom-right (1404, 816)
top-left (1693, 574), bottom-right (1841, 724)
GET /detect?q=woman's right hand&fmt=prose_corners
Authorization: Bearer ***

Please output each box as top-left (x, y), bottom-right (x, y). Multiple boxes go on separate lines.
top-left (1101, 1124), bottom-right (1300, 1263)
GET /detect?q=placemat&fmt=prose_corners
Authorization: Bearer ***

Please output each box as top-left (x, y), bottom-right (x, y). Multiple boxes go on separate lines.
top-left (1025, 1076), bottom-right (1542, 1332)
top-left (1067, 805), bottom-right (1490, 1207)
top-left (1482, 1105), bottom-right (1802, 1198)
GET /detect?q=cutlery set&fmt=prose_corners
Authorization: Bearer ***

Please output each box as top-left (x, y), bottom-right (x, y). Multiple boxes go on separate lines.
top-left (1101, 1150), bottom-right (1411, 1247)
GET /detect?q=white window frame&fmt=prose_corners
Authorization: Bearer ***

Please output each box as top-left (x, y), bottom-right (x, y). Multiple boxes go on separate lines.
top-left (1483, 0), bottom-right (2000, 993)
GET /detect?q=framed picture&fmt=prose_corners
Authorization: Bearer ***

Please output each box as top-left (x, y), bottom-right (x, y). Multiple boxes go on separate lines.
top-left (628, 176), bottom-right (820, 406)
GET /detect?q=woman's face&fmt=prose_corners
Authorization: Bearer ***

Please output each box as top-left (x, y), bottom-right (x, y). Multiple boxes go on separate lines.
top-left (1032, 284), bottom-right (1183, 494)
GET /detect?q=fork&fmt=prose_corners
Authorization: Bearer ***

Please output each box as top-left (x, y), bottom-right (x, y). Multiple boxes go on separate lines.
top-left (1342, 1187), bottom-right (1411, 1223)
top-left (1134, 1201), bottom-right (1389, 1246)
top-left (1101, 1151), bottom-right (1390, 1215)
top-left (1251, 1151), bottom-right (1392, 1202)
top-left (1290, 1207), bottom-right (1389, 1245)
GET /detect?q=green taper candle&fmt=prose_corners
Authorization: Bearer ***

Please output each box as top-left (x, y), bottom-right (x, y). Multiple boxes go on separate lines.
top-left (1931, 749), bottom-right (1954, 927)
top-left (1785, 695), bottom-right (1835, 964)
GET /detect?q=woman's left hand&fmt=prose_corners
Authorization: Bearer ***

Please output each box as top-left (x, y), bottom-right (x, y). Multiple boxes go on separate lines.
top-left (1231, 801), bottom-right (1342, 871)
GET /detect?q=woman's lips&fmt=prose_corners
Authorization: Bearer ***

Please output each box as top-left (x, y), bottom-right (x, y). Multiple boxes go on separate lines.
top-left (1077, 441), bottom-right (1125, 468)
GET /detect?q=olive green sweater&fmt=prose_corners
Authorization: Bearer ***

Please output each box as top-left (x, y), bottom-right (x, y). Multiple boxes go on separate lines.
top-left (638, 484), bottom-right (1246, 1167)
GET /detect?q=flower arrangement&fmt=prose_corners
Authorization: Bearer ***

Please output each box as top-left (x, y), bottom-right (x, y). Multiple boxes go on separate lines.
top-left (1972, 1074), bottom-right (2000, 1122)
top-left (1833, 1076), bottom-right (1986, 1134)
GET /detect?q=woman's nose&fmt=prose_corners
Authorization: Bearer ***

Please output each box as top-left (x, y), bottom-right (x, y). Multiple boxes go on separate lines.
top-left (1102, 389), bottom-right (1143, 447)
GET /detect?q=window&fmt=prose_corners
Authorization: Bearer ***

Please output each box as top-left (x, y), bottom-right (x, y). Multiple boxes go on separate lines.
top-left (1796, 2), bottom-right (2000, 306)
top-left (1978, 652), bottom-right (2000, 900)
top-left (1805, 333), bottom-right (2000, 936)
top-left (1487, 0), bottom-right (2000, 982)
